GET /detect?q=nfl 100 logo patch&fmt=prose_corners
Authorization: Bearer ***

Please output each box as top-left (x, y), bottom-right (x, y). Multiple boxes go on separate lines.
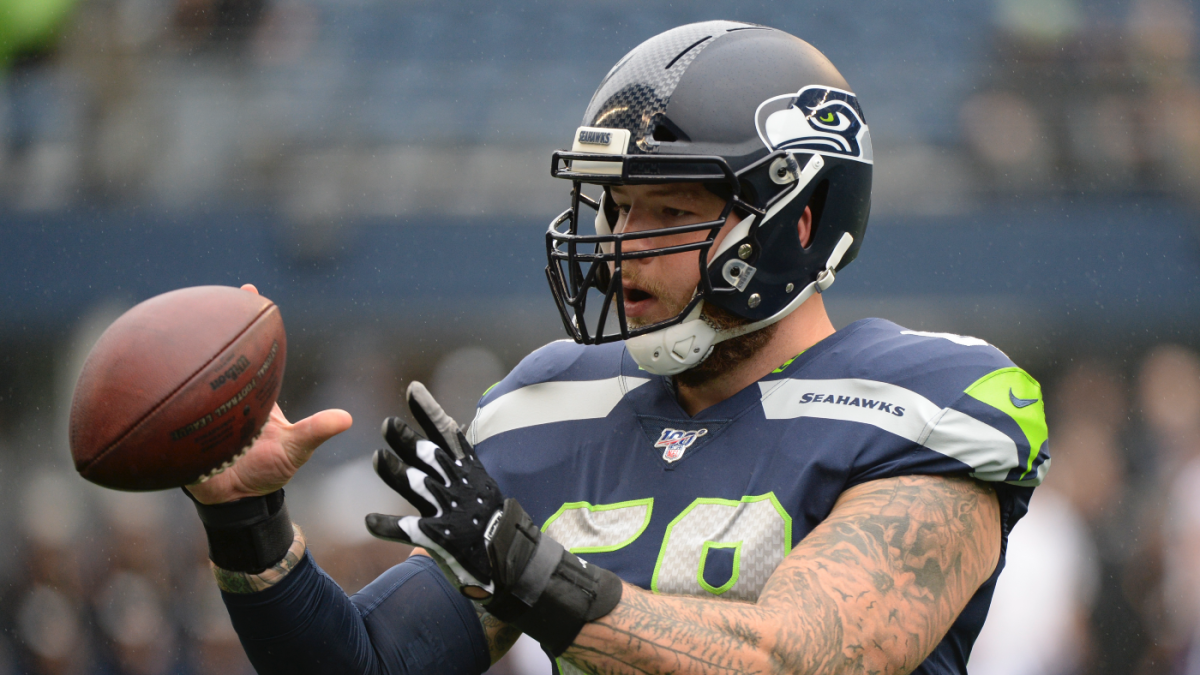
top-left (655, 428), bottom-right (709, 463)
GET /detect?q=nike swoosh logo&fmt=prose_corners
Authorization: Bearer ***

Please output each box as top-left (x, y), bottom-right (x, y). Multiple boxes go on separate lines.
top-left (1009, 388), bottom-right (1039, 409)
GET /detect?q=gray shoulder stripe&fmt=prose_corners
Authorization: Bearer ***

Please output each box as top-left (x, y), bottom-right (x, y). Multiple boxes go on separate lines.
top-left (759, 378), bottom-right (1029, 484)
top-left (469, 377), bottom-right (650, 445)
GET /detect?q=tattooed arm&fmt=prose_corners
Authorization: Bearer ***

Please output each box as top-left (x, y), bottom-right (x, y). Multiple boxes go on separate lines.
top-left (479, 608), bottom-right (526, 663)
top-left (563, 475), bottom-right (1002, 675)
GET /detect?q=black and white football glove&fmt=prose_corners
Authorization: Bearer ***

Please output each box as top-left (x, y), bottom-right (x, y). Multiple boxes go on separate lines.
top-left (365, 382), bottom-right (623, 655)
top-left (365, 382), bottom-right (502, 596)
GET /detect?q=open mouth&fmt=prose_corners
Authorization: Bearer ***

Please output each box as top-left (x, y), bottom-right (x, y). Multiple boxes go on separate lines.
top-left (622, 285), bottom-right (657, 319)
top-left (625, 288), bottom-right (653, 303)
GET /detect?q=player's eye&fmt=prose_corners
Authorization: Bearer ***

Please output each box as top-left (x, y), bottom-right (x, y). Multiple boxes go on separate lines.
top-left (663, 207), bottom-right (689, 218)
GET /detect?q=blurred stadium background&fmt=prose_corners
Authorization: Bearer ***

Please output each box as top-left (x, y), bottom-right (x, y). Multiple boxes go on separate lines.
top-left (1, 0), bottom-right (1199, 673)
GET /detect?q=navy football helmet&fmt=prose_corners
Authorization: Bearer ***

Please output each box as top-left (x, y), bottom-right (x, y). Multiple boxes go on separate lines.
top-left (545, 21), bottom-right (873, 375)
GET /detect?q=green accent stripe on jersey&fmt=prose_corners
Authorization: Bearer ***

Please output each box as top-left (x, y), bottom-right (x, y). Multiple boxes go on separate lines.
top-left (963, 367), bottom-right (1048, 480)
top-left (772, 349), bottom-right (807, 373)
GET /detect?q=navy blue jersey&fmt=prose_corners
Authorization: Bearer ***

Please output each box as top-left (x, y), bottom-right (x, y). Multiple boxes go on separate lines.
top-left (468, 318), bottom-right (1049, 675)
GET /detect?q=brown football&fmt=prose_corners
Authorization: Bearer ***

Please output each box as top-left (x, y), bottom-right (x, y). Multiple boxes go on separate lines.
top-left (69, 286), bottom-right (287, 491)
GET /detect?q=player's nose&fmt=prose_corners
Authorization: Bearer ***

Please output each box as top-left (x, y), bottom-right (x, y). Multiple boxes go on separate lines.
top-left (615, 211), bottom-right (658, 257)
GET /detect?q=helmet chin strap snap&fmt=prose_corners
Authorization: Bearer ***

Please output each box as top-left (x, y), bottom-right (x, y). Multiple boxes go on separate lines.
top-left (626, 232), bottom-right (855, 376)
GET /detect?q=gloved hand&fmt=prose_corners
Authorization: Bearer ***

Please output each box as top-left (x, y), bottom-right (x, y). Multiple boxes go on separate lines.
top-left (365, 381), bottom-right (502, 598)
top-left (366, 382), bottom-right (624, 655)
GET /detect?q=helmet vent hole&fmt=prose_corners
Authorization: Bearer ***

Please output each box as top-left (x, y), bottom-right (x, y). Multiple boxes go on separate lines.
top-left (651, 116), bottom-right (689, 144)
top-left (665, 36), bottom-right (711, 70)
top-left (805, 179), bottom-right (830, 250)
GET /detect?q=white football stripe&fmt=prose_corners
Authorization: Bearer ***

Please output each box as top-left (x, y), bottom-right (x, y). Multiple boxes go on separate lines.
top-left (759, 378), bottom-right (1024, 482)
top-left (469, 376), bottom-right (650, 444)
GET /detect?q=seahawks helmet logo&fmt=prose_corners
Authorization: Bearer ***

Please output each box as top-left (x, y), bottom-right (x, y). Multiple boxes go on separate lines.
top-left (754, 86), bottom-right (873, 164)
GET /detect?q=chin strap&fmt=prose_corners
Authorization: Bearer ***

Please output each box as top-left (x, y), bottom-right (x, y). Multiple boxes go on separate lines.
top-left (625, 232), bottom-right (854, 376)
top-left (718, 231), bottom-right (854, 342)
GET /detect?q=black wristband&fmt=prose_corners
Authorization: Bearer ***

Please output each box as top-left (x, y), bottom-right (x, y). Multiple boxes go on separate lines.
top-left (484, 498), bottom-right (623, 656)
top-left (185, 489), bottom-right (294, 574)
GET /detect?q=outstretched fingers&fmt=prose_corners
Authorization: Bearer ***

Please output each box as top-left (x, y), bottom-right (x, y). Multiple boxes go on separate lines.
top-left (365, 513), bottom-right (420, 545)
top-left (381, 417), bottom-right (454, 485)
top-left (406, 381), bottom-right (467, 459)
top-left (283, 407), bottom-right (352, 469)
top-left (372, 447), bottom-right (444, 518)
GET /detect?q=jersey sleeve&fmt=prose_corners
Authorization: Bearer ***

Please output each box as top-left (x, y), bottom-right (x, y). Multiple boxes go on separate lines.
top-left (840, 328), bottom-right (1050, 490)
top-left (221, 552), bottom-right (490, 675)
top-left (936, 366), bottom-right (1050, 487)
top-left (841, 331), bottom-right (1049, 539)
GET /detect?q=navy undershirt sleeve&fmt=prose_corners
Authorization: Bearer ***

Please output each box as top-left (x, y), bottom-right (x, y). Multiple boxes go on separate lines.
top-left (220, 551), bottom-right (491, 675)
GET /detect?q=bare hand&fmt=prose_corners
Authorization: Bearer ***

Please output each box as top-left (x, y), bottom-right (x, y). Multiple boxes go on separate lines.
top-left (185, 284), bottom-right (353, 505)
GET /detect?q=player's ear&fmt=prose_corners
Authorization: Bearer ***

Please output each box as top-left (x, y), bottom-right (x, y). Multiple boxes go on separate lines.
top-left (798, 206), bottom-right (814, 248)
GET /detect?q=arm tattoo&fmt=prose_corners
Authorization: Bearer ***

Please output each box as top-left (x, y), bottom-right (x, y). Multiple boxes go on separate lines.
top-left (478, 609), bottom-right (524, 665)
top-left (212, 523), bottom-right (306, 594)
top-left (561, 476), bottom-right (1002, 675)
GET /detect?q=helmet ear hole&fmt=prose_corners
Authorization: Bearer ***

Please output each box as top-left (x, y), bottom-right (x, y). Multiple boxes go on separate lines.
top-left (804, 180), bottom-right (830, 249)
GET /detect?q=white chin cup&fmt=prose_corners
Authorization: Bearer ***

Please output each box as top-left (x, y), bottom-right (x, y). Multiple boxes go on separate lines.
top-left (624, 303), bottom-right (717, 376)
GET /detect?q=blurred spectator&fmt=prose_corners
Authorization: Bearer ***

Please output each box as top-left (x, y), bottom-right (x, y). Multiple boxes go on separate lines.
top-left (182, 565), bottom-right (255, 675)
top-left (1142, 345), bottom-right (1200, 672)
top-left (966, 0), bottom-right (1200, 202)
top-left (16, 584), bottom-right (86, 675)
top-left (96, 490), bottom-right (173, 586)
top-left (431, 346), bottom-right (507, 426)
top-left (969, 487), bottom-right (1098, 675)
top-left (1138, 346), bottom-right (1200, 477)
top-left (173, 0), bottom-right (270, 52)
top-left (1128, 0), bottom-right (1200, 206)
top-left (1040, 359), bottom-right (1162, 675)
top-left (15, 470), bottom-right (97, 673)
top-left (20, 470), bottom-right (87, 597)
top-left (298, 331), bottom-right (401, 468)
top-left (1044, 417), bottom-right (1124, 522)
top-left (960, 90), bottom-right (1053, 192)
top-left (1128, 0), bottom-right (1195, 85)
top-left (1165, 460), bottom-right (1200, 671)
top-left (1044, 360), bottom-right (1129, 523)
top-left (301, 456), bottom-right (416, 594)
top-left (1052, 359), bottom-right (1129, 437)
top-left (95, 571), bottom-right (180, 675)
top-left (992, 0), bottom-right (1083, 47)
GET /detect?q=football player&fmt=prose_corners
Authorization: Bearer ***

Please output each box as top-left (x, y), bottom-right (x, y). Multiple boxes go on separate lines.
top-left (186, 21), bottom-right (1049, 675)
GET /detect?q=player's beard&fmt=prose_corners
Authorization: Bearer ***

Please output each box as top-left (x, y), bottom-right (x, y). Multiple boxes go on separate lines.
top-left (623, 271), bottom-right (778, 388)
top-left (676, 303), bottom-right (777, 388)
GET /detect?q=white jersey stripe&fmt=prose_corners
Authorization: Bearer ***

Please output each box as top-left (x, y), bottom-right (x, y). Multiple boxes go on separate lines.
top-left (758, 378), bottom-right (1023, 482)
top-left (469, 376), bottom-right (650, 445)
